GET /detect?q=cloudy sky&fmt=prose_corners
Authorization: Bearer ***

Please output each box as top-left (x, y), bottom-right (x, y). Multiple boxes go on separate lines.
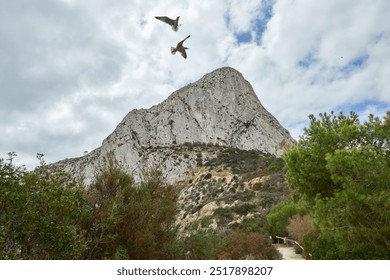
top-left (1, 0), bottom-right (389, 169)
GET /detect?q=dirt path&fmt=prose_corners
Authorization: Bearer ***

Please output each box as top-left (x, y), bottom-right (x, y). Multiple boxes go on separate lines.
top-left (274, 245), bottom-right (305, 260)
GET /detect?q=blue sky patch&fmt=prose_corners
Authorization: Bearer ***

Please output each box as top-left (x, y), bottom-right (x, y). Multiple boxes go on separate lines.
top-left (235, 31), bottom-right (252, 44)
top-left (224, 13), bottom-right (232, 29)
top-left (298, 51), bottom-right (318, 68)
top-left (254, 1), bottom-right (274, 44)
top-left (341, 54), bottom-right (369, 72)
top-left (334, 100), bottom-right (389, 117)
top-left (303, 52), bottom-right (370, 85)
top-left (229, 0), bottom-right (275, 45)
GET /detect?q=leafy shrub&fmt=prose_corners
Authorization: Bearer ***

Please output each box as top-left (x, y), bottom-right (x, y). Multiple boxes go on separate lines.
top-left (181, 229), bottom-right (225, 259)
top-left (218, 232), bottom-right (280, 260)
top-left (0, 154), bottom-right (86, 259)
top-left (213, 207), bottom-right (233, 220)
top-left (232, 203), bottom-right (256, 215)
top-left (266, 200), bottom-right (300, 237)
top-left (83, 155), bottom-right (179, 259)
top-left (268, 157), bottom-right (285, 172)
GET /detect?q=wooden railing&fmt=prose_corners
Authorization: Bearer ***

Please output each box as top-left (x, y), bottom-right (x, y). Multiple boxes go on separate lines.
top-left (274, 236), bottom-right (312, 258)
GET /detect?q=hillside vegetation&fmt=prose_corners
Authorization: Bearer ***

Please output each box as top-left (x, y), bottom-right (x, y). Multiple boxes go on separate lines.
top-left (268, 111), bottom-right (390, 259)
top-left (0, 151), bottom-right (281, 260)
top-left (2, 111), bottom-right (388, 259)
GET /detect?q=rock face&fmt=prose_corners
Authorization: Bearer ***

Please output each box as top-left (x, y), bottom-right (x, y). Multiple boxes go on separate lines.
top-left (53, 67), bottom-right (294, 184)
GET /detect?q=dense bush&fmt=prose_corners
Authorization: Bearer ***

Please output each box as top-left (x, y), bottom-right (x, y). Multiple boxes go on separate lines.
top-left (218, 232), bottom-right (280, 260)
top-left (180, 229), bottom-right (225, 260)
top-left (0, 139), bottom-right (300, 260)
top-left (232, 203), bottom-right (256, 215)
top-left (0, 153), bottom-right (180, 260)
top-left (81, 156), bottom-right (179, 259)
top-left (0, 154), bottom-right (86, 259)
top-left (266, 200), bottom-right (301, 237)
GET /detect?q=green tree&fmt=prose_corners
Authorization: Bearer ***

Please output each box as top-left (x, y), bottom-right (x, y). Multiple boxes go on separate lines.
top-left (313, 188), bottom-right (390, 259)
top-left (266, 200), bottom-right (300, 237)
top-left (284, 111), bottom-right (390, 259)
top-left (286, 111), bottom-right (389, 200)
top-left (0, 154), bottom-right (86, 259)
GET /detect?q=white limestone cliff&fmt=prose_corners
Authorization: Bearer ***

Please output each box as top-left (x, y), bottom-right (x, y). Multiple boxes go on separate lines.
top-left (53, 67), bottom-right (294, 184)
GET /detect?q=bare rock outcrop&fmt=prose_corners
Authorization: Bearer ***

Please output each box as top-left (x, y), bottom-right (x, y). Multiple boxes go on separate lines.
top-left (52, 67), bottom-right (294, 184)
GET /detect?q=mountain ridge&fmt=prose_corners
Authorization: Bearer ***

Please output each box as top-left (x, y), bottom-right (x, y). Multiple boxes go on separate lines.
top-left (52, 67), bottom-right (294, 184)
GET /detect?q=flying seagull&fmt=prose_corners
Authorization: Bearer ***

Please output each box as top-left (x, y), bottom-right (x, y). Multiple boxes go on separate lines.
top-left (171, 35), bottom-right (191, 59)
top-left (155, 16), bottom-right (181, 32)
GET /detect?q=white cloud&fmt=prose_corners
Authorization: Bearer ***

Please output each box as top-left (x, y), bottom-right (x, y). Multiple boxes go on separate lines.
top-left (227, 0), bottom-right (262, 32)
top-left (0, 0), bottom-right (389, 168)
top-left (227, 0), bottom-right (390, 132)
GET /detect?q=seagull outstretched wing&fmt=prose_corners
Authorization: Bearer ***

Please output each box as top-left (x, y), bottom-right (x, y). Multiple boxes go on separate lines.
top-left (155, 16), bottom-right (180, 32)
top-left (171, 35), bottom-right (191, 59)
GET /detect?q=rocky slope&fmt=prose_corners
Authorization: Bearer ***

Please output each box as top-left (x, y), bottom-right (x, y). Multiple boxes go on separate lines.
top-left (174, 146), bottom-right (291, 234)
top-left (53, 67), bottom-right (294, 185)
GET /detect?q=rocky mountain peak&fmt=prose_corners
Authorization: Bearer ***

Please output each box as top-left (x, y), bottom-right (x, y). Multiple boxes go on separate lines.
top-left (53, 67), bottom-right (294, 184)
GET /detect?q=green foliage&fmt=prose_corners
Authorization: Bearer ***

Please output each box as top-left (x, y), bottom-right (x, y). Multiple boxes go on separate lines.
top-left (213, 207), bottom-right (233, 222)
top-left (83, 154), bottom-right (179, 259)
top-left (312, 189), bottom-right (390, 259)
top-left (232, 203), bottom-right (256, 215)
top-left (181, 229), bottom-right (225, 260)
top-left (266, 199), bottom-right (308, 237)
top-left (0, 152), bottom-right (181, 260)
top-left (240, 217), bottom-right (268, 235)
top-left (268, 157), bottom-right (285, 172)
top-left (0, 154), bottom-right (86, 259)
top-left (208, 148), bottom-right (270, 175)
top-left (285, 111), bottom-right (389, 200)
top-left (282, 111), bottom-right (390, 259)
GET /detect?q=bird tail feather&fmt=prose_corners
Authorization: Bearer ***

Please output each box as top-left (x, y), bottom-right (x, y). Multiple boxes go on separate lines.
top-left (171, 47), bottom-right (177, 55)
